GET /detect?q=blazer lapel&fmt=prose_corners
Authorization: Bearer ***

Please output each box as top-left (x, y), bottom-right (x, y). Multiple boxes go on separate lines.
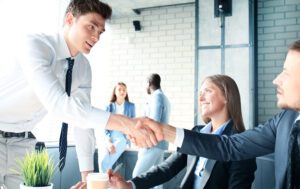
top-left (182, 125), bottom-right (203, 186)
top-left (222, 120), bottom-right (234, 135)
top-left (181, 155), bottom-right (198, 188)
top-left (123, 101), bottom-right (128, 115)
top-left (186, 156), bottom-right (198, 176)
top-left (200, 159), bottom-right (217, 189)
top-left (111, 103), bottom-right (116, 113)
top-left (198, 121), bottom-right (233, 189)
top-left (181, 125), bottom-right (204, 188)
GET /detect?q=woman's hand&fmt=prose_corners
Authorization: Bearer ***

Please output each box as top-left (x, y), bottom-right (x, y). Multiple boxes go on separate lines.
top-left (107, 141), bottom-right (116, 154)
top-left (108, 169), bottom-right (132, 189)
top-left (70, 182), bottom-right (86, 189)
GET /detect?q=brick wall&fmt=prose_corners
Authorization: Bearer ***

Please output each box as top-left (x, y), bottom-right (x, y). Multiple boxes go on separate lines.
top-left (89, 4), bottom-right (195, 132)
top-left (257, 0), bottom-right (300, 122)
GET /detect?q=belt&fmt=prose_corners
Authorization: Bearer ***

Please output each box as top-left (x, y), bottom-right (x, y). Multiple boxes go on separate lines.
top-left (0, 130), bottom-right (36, 139)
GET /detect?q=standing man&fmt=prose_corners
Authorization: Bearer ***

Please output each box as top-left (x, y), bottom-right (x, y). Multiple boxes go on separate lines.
top-left (141, 40), bottom-right (300, 189)
top-left (132, 73), bottom-right (170, 189)
top-left (0, 1), bottom-right (157, 188)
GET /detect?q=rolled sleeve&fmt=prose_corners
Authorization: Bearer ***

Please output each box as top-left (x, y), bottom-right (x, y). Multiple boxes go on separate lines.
top-left (78, 155), bottom-right (95, 172)
top-left (86, 107), bottom-right (111, 129)
top-left (74, 127), bottom-right (95, 172)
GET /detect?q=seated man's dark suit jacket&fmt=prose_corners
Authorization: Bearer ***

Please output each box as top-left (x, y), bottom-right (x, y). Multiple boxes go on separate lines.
top-left (178, 110), bottom-right (299, 189)
top-left (132, 120), bottom-right (257, 189)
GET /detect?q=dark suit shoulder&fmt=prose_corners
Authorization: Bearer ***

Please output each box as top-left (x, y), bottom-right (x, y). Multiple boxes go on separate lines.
top-left (265, 109), bottom-right (298, 124)
top-left (257, 109), bottom-right (298, 135)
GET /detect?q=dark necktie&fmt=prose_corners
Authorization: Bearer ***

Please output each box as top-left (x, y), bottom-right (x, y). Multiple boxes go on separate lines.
top-left (287, 120), bottom-right (300, 189)
top-left (59, 57), bottom-right (74, 171)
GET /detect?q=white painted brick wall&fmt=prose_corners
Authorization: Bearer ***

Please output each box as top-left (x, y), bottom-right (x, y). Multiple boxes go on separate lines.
top-left (257, 0), bottom-right (300, 122)
top-left (90, 4), bottom-right (195, 137)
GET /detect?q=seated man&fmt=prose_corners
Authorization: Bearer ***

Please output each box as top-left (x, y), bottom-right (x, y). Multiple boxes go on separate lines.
top-left (109, 75), bottom-right (256, 189)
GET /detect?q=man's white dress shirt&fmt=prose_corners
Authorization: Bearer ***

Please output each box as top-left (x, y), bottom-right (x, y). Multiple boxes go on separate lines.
top-left (0, 31), bottom-right (110, 171)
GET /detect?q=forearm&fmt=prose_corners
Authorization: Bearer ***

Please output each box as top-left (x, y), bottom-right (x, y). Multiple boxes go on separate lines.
top-left (132, 152), bottom-right (186, 188)
top-left (81, 171), bottom-right (92, 182)
top-left (74, 128), bottom-right (95, 172)
top-left (105, 114), bottom-right (133, 135)
top-left (162, 124), bottom-right (176, 143)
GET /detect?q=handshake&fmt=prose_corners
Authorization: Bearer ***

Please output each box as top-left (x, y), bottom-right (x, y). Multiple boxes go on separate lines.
top-left (106, 114), bottom-right (176, 148)
top-left (118, 117), bottom-right (175, 148)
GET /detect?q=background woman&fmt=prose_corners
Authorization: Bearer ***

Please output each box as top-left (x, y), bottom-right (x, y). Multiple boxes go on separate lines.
top-left (98, 82), bottom-right (135, 173)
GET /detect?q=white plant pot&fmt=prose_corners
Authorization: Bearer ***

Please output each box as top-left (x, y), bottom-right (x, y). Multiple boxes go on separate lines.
top-left (20, 183), bottom-right (53, 189)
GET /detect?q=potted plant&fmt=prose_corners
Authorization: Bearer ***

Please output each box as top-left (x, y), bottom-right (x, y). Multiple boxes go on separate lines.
top-left (18, 149), bottom-right (56, 189)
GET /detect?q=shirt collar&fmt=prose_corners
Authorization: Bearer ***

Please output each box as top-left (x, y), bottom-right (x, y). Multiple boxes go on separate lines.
top-left (201, 119), bottom-right (231, 135)
top-left (115, 102), bottom-right (124, 107)
top-left (56, 30), bottom-right (73, 61)
top-left (152, 89), bottom-right (162, 95)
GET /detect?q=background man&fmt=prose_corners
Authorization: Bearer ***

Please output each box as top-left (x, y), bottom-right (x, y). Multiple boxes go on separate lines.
top-left (132, 73), bottom-right (170, 189)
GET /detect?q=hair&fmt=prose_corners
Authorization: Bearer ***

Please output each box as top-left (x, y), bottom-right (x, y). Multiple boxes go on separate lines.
top-left (148, 73), bottom-right (161, 90)
top-left (65, 0), bottom-right (112, 20)
top-left (201, 74), bottom-right (245, 133)
top-left (110, 82), bottom-right (129, 103)
top-left (288, 40), bottom-right (300, 52)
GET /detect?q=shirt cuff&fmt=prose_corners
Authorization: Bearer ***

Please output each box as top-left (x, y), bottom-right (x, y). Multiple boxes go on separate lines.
top-left (87, 108), bottom-right (110, 129)
top-left (174, 128), bottom-right (184, 148)
top-left (77, 155), bottom-right (94, 172)
top-left (128, 180), bottom-right (136, 189)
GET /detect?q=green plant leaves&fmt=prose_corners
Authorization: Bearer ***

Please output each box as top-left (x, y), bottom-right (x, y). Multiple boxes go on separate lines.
top-left (18, 150), bottom-right (57, 187)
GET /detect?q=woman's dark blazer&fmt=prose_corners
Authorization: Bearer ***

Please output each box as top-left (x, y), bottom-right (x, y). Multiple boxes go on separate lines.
top-left (132, 120), bottom-right (257, 189)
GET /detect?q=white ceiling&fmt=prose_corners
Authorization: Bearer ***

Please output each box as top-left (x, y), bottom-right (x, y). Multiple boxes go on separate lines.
top-left (100, 0), bottom-right (195, 18)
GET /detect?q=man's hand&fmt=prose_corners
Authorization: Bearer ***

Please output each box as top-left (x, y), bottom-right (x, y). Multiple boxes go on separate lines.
top-left (127, 117), bottom-right (165, 147)
top-left (128, 119), bottom-right (160, 147)
top-left (139, 117), bottom-right (176, 143)
top-left (108, 169), bottom-right (132, 189)
top-left (70, 182), bottom-right (86, 189)
top-left (106, 114), bottom-right (161, 148)
top-left (139, 117), bottom-right (164, 141)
